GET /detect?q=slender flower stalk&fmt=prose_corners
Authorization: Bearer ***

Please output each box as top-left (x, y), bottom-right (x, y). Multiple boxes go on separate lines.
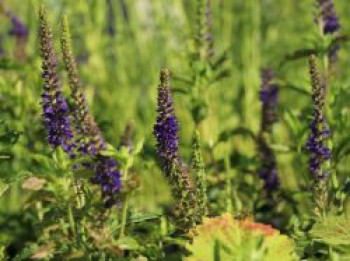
top-left (316, 0), bottom-right (340, 35)
top-left (316, 0), bottom-right (341, 64)
top-left (154, 68), bottom-right (197, 232)
top-left (306, 55), bottom-right (331, 215)
top-left (257, 68), bottom-right (280, 196)
top-left (3, 6), bottom-right (28, 61)
top-left (61, 16), bottom-right (105, 155)
top-left (7, 11), bottom-right (28, 38)
top-left (154, 68), bottom-right (180, 167)
top-left (120, 121), bottom-right (134, 153)
top-left (195, 0), bottom-right (214, 63)
top-left (191, 130), bottom-right (207, 221)
top-left (60, 15), bottom-right (121, 207)
top-left (38, 7), bottom-right (73, 153)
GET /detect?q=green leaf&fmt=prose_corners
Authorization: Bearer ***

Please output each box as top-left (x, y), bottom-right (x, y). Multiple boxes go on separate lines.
top-left (117, 237), bottom-right (140, 250)
top-left (310, 215), bottom-right (350, 247)
top-left (0, 180), bottom-right (9, 198)
top-left (130, 212), bottom-right (161, 223)
top-left (132, 139), bottom-right (144, 155)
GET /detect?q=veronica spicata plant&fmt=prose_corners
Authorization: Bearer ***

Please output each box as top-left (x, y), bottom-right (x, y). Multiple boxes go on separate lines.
top-left (315, 0), bottom-right (341, 66)
top-left (38, 7), bottom-right (73, 153)
top-left (60, 15), bottom-right (121, 207)
top-left (154, 68), bottom-right (199, 232)
top-left (306, 54), bottom-right (331, 216)
top-left (190, 130), bottom-right (208, 221)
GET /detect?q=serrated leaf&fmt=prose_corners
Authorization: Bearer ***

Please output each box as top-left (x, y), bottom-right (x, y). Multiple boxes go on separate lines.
top-left (310, 215), bottom-right (350, 246)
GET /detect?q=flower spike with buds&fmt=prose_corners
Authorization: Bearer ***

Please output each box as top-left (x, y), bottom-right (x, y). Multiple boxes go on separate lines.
top-left (154, 68), bottom-right (198, 232)
top-left (306, 54), bottom-right (331, 215)
top-left (60, 15), bottom-right (121, 207)
top-left (38, 7), bottom-right (73, 152)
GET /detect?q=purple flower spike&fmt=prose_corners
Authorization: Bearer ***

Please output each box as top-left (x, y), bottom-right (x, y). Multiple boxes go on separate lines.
top-left (91, 156), bottom-right (122, 208)
top-left (317, 0), bottom-right (340, 35)
top-left (306, 55), bottom-right (331, 180)
top-left (7, 11), bottom-right (28, 38)
top-left (153, 68), bottom-right (180, 165)
top-left (38, 7), bottom-right (73, 152)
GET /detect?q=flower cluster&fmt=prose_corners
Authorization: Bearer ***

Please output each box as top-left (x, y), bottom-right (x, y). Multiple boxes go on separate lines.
top-left (154, 68), bottom-right (199, 232)
top-left (60, 15), bottom-right (122, 206)
top-left (154, 68), bottom-right (180, 166)
top-left (316, 0), bottom-right (341, 63)
top-left (306, 55), bottom-right (331, 180)
top-left (38, 9), bottom-right (121, 207)
top-left (38, 7), bottom-right (73, 153)
top-left (316, 0), bottom-right (340, 35)
top-left (91, 156), bottom-right (122, 208)
top-left (6, 11), bottom-right (28, 38)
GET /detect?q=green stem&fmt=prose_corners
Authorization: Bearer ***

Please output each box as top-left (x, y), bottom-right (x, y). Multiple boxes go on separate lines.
top-left (119, 168), bottom-right (129, 239)
top-left (224, 156), bottom-right (233, 213)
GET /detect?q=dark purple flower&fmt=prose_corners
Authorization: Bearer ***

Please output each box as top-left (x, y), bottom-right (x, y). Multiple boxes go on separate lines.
top-left (316, 0), bottom-right (341, 63)
top-left (39, 8), bottom-right (73, 152)
top-left (6, 11), bottom-right (28, 38)
top-left (306, 55), bottom-right (331, 180)
top-left (91, 156), bottom-right (122, 208)
top-left (153, 68), bottom-right (180, 166)
top-left (260, 68), bottom-right (279, 133)
top-left (316, 0), bottom-right (340, 34)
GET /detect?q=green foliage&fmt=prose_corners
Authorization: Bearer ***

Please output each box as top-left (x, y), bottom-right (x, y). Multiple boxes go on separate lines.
top-left (0, 0), bottom-right (350, 259)
top-left (185, 213), bottom-right (296, 261)
top-left (310, 215), bottom-right (350, 251)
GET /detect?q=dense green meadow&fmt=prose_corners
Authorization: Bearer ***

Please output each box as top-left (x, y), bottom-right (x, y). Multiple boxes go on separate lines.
top-left (1, 0), bottom-right (350, 260)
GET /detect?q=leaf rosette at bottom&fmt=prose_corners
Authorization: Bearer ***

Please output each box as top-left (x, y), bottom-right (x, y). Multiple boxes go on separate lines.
top-left (185, 213), bottom-right (296, 261)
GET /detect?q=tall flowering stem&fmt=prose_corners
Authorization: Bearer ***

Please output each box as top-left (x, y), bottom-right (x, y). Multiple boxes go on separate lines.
top-left (316, 0), bottom-right (340, 35)
top-left (154, 68), bottom-right (197, 232)
top-left (257, 68), bottom-right (280, 197)
top-left (195, 0), bottom-right (214, 63)
top-left (306, 55), bottom-right (331, 216)
top-left (61, 16), bottom-right (105, 155)
top-left (316, 0), bottom-right (341, 66)
top-left (2, 4), bottom-right (28, 61)
top-left (38, 7), bottom-right (73, 153)
top-left (191, 130), bottom-right (207, 221)
top-left (60, 15), bottom-right (121, 208)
